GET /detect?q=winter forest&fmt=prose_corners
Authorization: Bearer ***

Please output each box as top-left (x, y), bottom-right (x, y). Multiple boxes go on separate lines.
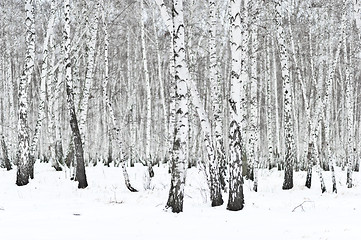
top-left (0, 0), bottom-right (361, 239)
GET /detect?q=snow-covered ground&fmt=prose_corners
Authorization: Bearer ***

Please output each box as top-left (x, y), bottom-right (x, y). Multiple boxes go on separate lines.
top-left (1, 163), bottom-right (360, 240)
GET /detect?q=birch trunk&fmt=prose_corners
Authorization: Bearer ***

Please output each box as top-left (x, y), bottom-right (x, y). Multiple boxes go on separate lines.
top-left (275, 0), bottom-right (294, 190)
top-left (47, 0), bottom-right (62, 172)
top-left (249, 3), bottom-right (259, 192)
top-left (140, 0), bottom-right (154, 183)
top-left (208, 0), bottom-right (224, 206)
top-left (265, 36), bottom-right (274, 170)
top-left (64, 0), bottom-right (88, 189)
top-left (16, 0), bottom-right (35, 186)
top-left (28, 0), bottom-right (59, 177)
top-left (227, 0), bottom-right (245, 211)
top-left (166, 0), bottom-right (189, 213)
top-left (344, 32), bottom-right (354, 188)
top-left (79, 2), bottom-right (99, 154)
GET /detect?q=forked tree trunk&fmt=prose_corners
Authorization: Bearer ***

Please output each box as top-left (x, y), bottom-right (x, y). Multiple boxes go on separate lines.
top-left (64, 0), bottom-right (88, 189)
top-left (29, 0), bottom-right (59, 178)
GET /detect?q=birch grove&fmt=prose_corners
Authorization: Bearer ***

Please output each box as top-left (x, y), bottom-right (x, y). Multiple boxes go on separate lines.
top-left (0, 0), bottom-right (360, 212)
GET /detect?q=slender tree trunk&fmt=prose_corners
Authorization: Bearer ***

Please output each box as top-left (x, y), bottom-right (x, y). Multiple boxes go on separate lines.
top-left (79, 2), bottom-right (99, 159)
top-left (344, 30), bottom-right (354, 188)
top-left (240, 0), bottom-right (250, 178)
top-left (249, 2), bottom-right (259, 192)
top-left (140, 0), bottom-right (154, 183)
top-left (101, 6), bottom-right (137, 192)
top-left (275, 0), bottom-right (294, 190)
top-left (47, 0), bottom-right (62, 171)
top-left (29, 0), bottom-right (59, 177)
top-left (324, 18), bottom-right (345, 193)
top-left (265, 36), bottom-right (274, 170)
top-left (272, 37), bottom-right (281, 169)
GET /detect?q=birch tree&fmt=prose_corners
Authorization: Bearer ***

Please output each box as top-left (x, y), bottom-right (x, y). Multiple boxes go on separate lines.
top-left (140, 0), bottom-right (154, 183)
top-left (166, 0), bottom-right (189, 213)
top-left (79, 1), bottom-right (99, 155)
top-left (275, 0), bottom-right (295, 190)
top-left (16, 0), bottom-right (35, 186)
top-left (249, 1), bottom-right (259, 191)
top-left (227, 0), bottom-right (245, 211)
top-left (64, 0), bottom-right (88, 189)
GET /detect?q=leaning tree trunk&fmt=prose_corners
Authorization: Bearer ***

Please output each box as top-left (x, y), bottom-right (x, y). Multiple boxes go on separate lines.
top-left (16, 0), bottom-right (35, 186)
top-left (166, 0), bottom-right (189, 213)
top-left (64, 0), bottom-right (88, 189)
top-left (275, 0), bottom-right (294, 190)
top-left (101, 5), bottom-right (137, 192)
top-left (227, 0), bottom-right (245, 211)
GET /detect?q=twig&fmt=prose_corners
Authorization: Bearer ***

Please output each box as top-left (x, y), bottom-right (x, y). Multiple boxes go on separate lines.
top-left (292, 200), bottom-right (314, 212)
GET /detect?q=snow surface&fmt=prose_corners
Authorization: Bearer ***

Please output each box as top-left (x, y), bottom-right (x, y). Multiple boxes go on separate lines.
top-left (1, 163), bottom-right (360, 240)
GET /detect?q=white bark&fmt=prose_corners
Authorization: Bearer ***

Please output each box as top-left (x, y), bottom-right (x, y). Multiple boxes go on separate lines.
top-left (16, 0), bottom-right (35, 185)
top-left (79, 2), bottom-right (99, 148)
top-left (30, 0), bottom-right (56, 163)
top-left (227, 0), bottom-right (244, 211)
top-left (275, 0), bottom-right (294, 190)
top-left (344, 29), bottom-right (354, 188)
top-left (166, 0), bottom-right (189, 213)
top-left (209, 0), bottom-right (226, 197)
top-left (140, 0), bottom-right (153, 182)
top-left (249, 2), bottom-right (259, 192)
top-left (152, 7), bottom-right (168, 162)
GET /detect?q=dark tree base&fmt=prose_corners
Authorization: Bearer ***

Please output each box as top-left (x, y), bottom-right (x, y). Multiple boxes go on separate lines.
top-left (16, 169), bottom-right (29, 186)
top-left (126, 184), bottom-right (138, 192)
top-left (282, 182), bottom-right (293, 190)
top-left (305, 170), bottom-right (312, 189)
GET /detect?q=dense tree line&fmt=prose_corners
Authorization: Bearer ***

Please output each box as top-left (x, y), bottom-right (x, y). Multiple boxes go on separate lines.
top-left (0, 0), bottom-right (360, 212)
